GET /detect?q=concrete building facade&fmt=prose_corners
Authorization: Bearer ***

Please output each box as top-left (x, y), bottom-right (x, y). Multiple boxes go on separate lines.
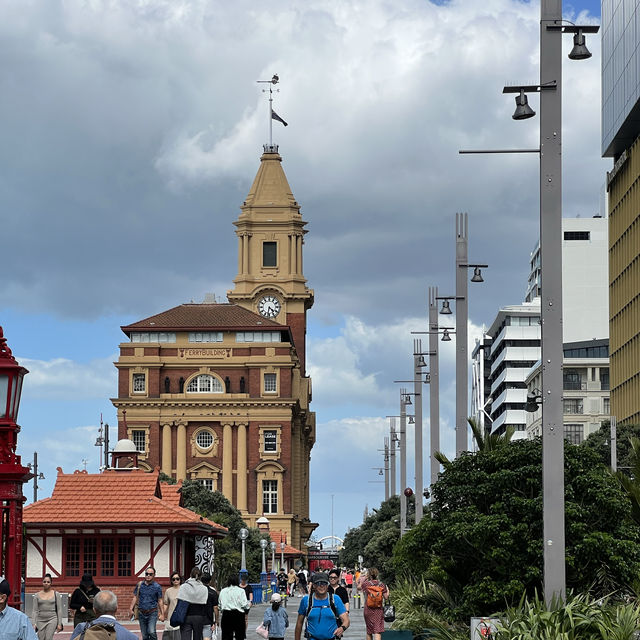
top-left (525, 339), bottom-right (610, 443)
top-left (111, 146), bottom-right (317, 550)
top-left (603, 0), bottom-right (640, 423)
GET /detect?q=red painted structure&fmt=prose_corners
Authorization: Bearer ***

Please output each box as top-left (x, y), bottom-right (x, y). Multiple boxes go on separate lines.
top-left (0, 327), bottom-right (33, 607)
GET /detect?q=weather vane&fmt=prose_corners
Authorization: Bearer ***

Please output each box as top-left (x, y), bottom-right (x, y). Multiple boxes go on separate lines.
top-left (257, 74), bottom-right (288, 149)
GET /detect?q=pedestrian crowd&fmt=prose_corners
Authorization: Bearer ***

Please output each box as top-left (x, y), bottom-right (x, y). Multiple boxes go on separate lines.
top-left (8, 564), bottom-right (389, 640)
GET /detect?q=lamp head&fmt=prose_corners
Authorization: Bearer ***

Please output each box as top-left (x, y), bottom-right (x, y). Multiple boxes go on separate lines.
top-left (440, 300), bottom-right (452, 314)
top-left (568, 30), bottom-right (592, 60)
top-left (408, 415), bottom-right (415, 424)
top-left (417, 355), bottom-right (426, 367)
top-left (513, 90), bottom-right (536, 120)
top-left (471, 266), bottom-right (484, 283)
top-left (403, 394), bottom-right (412, 405)
top-left (442, 329), bottom-right (452, 342)
top-left (525, 390), bottom-right (541, 413)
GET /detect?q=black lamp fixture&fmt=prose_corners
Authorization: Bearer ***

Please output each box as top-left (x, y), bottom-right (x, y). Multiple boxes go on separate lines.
top-left (525, 389), bottom-right (542, 413)
top-left (471, 266), bottom-right (484, 282)
top-left (440, 300), bottom-right (452, 314)
top-left (568, 29), bottom-right (592, 60)
top-left (513, 89), bottom-right (536, 120)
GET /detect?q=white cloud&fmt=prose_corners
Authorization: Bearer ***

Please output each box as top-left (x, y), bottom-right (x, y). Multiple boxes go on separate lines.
top-left (20, 356), bottom-right (116, 400)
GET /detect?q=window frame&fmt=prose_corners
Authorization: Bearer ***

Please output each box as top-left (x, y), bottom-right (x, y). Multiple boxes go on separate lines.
top-left (262, 479), bottom-right (278, 514)
top-left (264, 373), bottom-right (277, 393)
top-left (263, 241), bottom-right (277, 267)
top-left (64, 536), bottom-right (133, 579)
top-left (132, 373), bottom-right (146, 394)
top-left (186, 374), bottom-right (224, 394)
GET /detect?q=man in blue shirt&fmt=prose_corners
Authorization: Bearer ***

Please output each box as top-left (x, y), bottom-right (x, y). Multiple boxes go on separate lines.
top-left (0, 578), bottom-right (37, 640)
top-left (294, 573), bottom-right (349, 640)
top-left (129, 566), bottom-right (165, 640)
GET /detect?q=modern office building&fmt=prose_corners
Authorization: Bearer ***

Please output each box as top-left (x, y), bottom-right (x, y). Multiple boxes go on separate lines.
top-left (111, 145), bottom-right (317, 550)
top-left (525, 339), bottom-right (610, 443)
top-left (474, 216), bottom-right (609, 436)
top-left (602, 0), bottom-right (640, 423)
top-left (525, 216), bottom-right (609, 343)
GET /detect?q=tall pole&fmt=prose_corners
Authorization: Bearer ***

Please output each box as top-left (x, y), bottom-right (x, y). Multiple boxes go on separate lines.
top-left (455, 213), bottom-right (469, 456)
top-left (610, 416), bottom-right (617, 472)
top-left (384, 437), bottom-right (390, 501)
top-left (540, 0), bottom-right (565, 604)
top-left (33, 452), bottom-right (38, 503)
top-left (104, 422), bottom-right (110, 469)
top-left (400, 391), bottom-right (407, 537)
top-left (429, 287), bottom-right (440, 486)
top-left (389, 420), bottom-right (397, 497)
top-left (413, 340), bottom-right (424, 524)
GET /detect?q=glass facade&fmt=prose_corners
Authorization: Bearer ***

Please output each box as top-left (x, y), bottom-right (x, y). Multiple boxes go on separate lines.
top-left (602, 0), bottom-right (640, 157)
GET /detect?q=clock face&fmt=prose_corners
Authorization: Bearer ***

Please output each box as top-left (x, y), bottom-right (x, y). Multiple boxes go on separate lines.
top-left (258, 295), bottom-right (281, 318)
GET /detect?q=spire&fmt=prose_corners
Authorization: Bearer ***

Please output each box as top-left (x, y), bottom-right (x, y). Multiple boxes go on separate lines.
top-left (242, 150), bottom-right (299, 210)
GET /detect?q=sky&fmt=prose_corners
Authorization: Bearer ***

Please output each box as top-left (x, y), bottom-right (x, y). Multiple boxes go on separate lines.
top-left (0, 0), bottom-right (606, 545)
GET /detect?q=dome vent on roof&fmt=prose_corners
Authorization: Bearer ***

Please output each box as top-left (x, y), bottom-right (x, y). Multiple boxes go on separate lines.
top-left (114, 438), bottom-right (138, 453)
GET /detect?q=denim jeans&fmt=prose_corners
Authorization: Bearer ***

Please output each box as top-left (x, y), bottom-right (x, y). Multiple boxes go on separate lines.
top-left (139, 609), bottom-right (159, 640)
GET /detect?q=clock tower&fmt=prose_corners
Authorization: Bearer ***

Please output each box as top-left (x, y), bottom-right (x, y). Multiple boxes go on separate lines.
top-left (227, 144), bottom-right (314, 373)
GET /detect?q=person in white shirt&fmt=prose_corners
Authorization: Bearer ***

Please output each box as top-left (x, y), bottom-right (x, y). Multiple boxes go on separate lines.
top-left (218, 576), bottom-right (250, 640)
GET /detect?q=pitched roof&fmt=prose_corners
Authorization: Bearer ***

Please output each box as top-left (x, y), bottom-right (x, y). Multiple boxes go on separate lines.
top-left (270, 530), bottom-right (303, 556)
top-left (160, 481), bottom-right (183, 507)
top-left (24, 469), bottom-right (227, 535)
top-left (122, 304), bottom-right (283, 333)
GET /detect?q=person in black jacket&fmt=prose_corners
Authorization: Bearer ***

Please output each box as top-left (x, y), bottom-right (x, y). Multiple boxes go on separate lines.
top-left (69, 574), bottom-right (100, 625)
top-left (201, 574), bottom-right (219, 640)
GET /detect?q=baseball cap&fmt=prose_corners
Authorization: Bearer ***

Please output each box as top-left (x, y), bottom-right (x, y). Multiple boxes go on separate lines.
top-left (0, 579), bottom-right (11, 596)
top-left (312, 572), bottom-right (329, 585)
top-left (271, 593), bottom-right (282, 603)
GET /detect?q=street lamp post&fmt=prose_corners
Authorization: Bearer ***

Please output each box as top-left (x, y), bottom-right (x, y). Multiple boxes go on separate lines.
top-left (260, 538), bottom-right (269, 586)
top-left (499, 4), bottom-right (598, 605)
top-left (280, 541), bottom-right (285, 571)
top-left (400, 391), bottom-right (409, 536)
top-left (383, 437), bottom-right (390, 500)
top-left (27, 452), bottom-right (45, 503)
top-left (413, 339), bottom-right (424, 524)
top-left (429, 287), bottom-right (440, 486)
top-left (389, 419), bottom-right (397, 497)
top-left (270, 541), bottom-right (276, 577)
top-left (0, 327), bottom-right (33, 607)
top-left (438, 215), bottom-right (488, 457)
top-left (239, 528), bottom-right (249, 572)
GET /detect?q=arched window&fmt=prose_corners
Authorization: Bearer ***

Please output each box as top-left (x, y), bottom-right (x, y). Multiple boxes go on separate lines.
top-left (186, 374), bottom-right (224, 393)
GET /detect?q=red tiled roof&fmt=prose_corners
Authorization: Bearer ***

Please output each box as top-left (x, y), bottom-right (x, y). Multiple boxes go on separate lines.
top-left (122, 304), bottom-right (283, 332)
top-left (270, 530), bottom-right (303, 555)
top-left (160, 481), bottom-right (183, 507)
top-left (24, 469), bottom-right (227, 535)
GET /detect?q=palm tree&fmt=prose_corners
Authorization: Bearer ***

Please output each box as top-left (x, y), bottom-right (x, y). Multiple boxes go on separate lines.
top-left (612, 436), bottom-right (640, 527)
top-left (435, 417), bottom-right (515, 468)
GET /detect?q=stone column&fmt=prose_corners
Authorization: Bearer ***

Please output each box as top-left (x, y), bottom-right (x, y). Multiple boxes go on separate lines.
top-left (176, 423), bottom-right (187, 481)
top-left (297, 235), bottom-right (303, 275)
top-left (222, 423), bottom-right (233, 501)
top-left (236, 422), bottom-right (248, 512)
top-left (161, 423), bottom-right (172, 475)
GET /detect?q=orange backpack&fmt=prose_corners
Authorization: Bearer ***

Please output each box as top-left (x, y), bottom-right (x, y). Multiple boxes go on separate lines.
top-left (366, 582), bottom-right (385, 608)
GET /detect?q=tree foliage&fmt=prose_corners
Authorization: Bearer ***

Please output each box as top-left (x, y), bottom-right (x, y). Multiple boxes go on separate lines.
top-left (393, 439), bottom-right (640, 622)
top-left (339, 494), bottom-right (412, 582)
top-left (180, 480), bottom-right (268, 587)
top-left (582, 421), bottom-right (640, 472)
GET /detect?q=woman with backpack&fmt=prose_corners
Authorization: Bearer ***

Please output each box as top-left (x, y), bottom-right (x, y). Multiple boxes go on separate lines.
top-left (360, 568), bottom-right (389, 640)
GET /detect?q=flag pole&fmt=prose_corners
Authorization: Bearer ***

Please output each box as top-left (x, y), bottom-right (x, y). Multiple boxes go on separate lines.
top-left (257, 74), bottom-right (280, 149)
top-left (269, 85), bottom-right (273, 147)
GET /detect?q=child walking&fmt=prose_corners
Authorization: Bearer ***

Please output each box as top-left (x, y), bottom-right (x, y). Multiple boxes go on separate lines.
top-left (263, 593), bottom-right (288, 640)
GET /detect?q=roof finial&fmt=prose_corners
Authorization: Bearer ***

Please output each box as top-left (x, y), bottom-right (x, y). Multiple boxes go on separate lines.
top-left (257, 74), bottom-right (287, 152)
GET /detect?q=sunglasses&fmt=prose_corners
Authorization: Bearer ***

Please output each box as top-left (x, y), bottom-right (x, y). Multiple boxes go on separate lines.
top-left (145, 572), bottom-right (155, 576)
top-left (315, 581), bottom-right (329, 586)
top-left (171, 578), bottom-right (181, 582)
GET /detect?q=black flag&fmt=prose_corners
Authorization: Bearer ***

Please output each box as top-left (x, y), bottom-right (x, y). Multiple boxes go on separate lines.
top-left (272, 110), bottom-right (288, 127)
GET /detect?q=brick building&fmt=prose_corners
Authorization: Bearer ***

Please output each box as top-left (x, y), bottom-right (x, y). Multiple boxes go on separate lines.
top-left (112, 145), bottom-right (317, 550)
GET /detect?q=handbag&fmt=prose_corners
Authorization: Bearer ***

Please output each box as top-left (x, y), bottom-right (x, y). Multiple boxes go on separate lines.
top-left (383, 600), bottom-right (395, 623)
top-left (170, 599), bottom-right (189, 627)
top-left (256, 623), bottom-right (269, 639)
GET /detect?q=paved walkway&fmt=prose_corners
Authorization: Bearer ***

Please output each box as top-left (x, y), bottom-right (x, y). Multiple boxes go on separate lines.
top-left (53, 595), bottom-right (372, 640)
